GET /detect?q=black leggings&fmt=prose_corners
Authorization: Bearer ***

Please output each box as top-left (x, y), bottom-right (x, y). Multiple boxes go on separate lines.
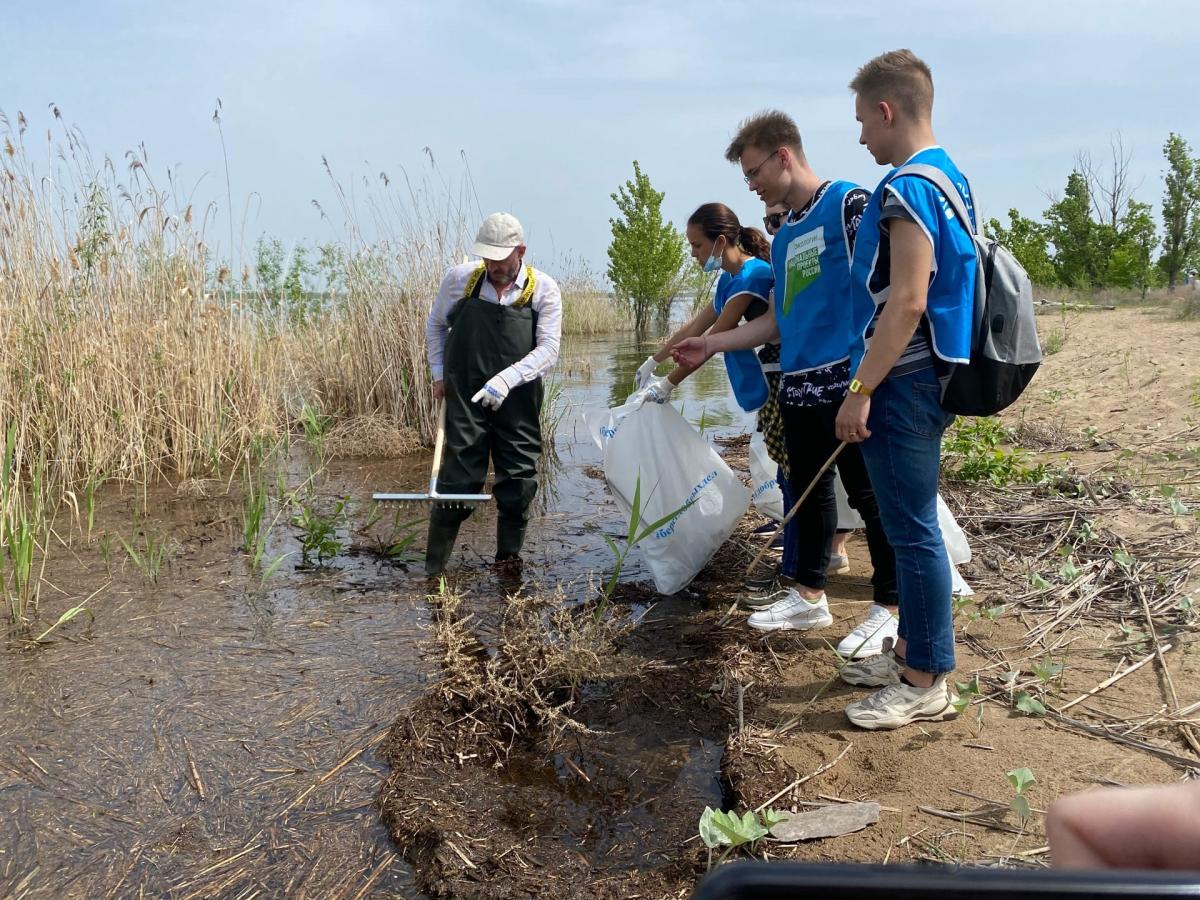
top-left (780, 401), bottom-right (898, 606)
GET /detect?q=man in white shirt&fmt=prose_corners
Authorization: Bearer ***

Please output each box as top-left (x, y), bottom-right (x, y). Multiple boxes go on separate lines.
top-left (424, 212), bottom-right (562, 575)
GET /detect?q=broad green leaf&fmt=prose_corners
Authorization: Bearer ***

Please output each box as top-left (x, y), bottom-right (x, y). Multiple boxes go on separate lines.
top-left (709, 809), bottom-right (764, 847)
top-left (760, 807), bottom-right (788, 829)
top-left (1006, 767), bottom-right (1036, 793)
top-left (1169, 497), bottom-right (1190, 516)
top-left (698, 807), bottom-right (730, 849)
top-left (1014, 692), bottom-right (1046, 716)
top-left (1112, 549), bottom-right (1135, 569)
top-left (1028, 572), bottom-right (1052, 590)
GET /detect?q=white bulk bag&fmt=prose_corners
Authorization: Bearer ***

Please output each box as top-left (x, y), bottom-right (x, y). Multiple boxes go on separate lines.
top-left (749, 432), bottom-right (785, 522)
top-left (599, 402), bottom-right (750, 595)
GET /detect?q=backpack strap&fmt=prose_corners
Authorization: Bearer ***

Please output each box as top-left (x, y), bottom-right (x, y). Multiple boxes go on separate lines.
top-left (893, 163), bottom-right (978, 236)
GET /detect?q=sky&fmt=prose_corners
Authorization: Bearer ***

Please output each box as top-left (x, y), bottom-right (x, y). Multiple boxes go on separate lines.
top-left (3, 0), bottom-right (1197, 280)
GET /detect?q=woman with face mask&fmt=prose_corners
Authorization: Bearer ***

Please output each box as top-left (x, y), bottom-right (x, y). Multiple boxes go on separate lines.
top-left (633, 203), bottom-right (775, 410)
top-left (632, 203), bottom-right (791, 588)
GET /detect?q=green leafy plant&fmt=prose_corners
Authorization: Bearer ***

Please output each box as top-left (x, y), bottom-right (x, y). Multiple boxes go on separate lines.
top-left (595, 472), bottom-right (693, 617)
top-left (33, 585), bottom-right (105, 643)
top-left (118, 525), bottom-right (174, 583)
top-left (1014, 691), bottom-right (1047, 717)
top-left (942, 418), bottom-right (1046, 486)
top-left (292, 494), bottom-right (347, 567)
top-left (1007, 767), bottom-right (1037, 825)
top-left (698, 806), bottom-right (787, 869)
top-left (1031, 656), bottom-right (1064, 687)
top-left (1160, 485), bottom-right (1192, 517)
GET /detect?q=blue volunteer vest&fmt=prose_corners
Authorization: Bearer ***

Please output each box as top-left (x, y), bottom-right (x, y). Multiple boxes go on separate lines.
top-left (713, 257), bottom-right (774, 412)
top-left (849, 147), bottom-right (977, 372)
top-left (771, 180), bottom-right (859, 375)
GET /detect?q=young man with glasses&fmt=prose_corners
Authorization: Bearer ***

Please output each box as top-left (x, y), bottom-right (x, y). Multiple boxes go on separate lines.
top-left (674, 111), bottom-right (899, 658)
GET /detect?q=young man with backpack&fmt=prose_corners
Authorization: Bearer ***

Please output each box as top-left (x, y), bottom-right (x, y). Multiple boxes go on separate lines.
top-left (834, 50), bottom-right (981, 730)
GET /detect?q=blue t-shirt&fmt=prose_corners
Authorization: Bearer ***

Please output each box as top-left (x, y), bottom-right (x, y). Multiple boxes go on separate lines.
top-left (850, 146), bottom-right (978, 373)
top-left (712, 256), bottom-right (775, 412)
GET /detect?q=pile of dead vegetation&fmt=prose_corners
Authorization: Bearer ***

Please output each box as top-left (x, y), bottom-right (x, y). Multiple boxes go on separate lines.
top-left (376, 583), bottom-right (643, 898)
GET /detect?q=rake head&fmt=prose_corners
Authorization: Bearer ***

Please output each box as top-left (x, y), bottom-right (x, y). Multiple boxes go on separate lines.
top-left (372, 491), bottom-right (492, 511)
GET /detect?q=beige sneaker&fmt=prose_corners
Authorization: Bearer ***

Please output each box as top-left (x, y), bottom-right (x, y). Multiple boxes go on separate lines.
top-left (839, 648), bottom-right (902, 687)
top-left (845, 676), bottom-right (958, 730)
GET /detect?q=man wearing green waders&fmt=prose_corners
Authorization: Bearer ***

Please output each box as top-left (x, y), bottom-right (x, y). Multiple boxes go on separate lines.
top-left (424, 213), bottom-right (562, 576)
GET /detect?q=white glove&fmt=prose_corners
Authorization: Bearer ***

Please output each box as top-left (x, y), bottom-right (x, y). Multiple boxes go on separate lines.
top-left (471, 373), bottom-right (511, 411)
top-left (643, 375), bottom-right (675, 404)
top-left (634, 355), bottom-right (659, 390)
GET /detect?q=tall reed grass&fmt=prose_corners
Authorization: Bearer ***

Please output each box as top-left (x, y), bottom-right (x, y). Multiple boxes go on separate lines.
top-left (0, 114), bottom-right (624, 624)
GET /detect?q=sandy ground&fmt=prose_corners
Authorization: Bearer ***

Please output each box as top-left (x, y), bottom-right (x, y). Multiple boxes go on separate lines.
top-left (719, 305), bottom-right (1199, 875)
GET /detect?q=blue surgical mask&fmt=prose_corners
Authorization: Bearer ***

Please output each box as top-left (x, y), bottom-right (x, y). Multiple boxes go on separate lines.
top-left (702, 237), bottom-right (725, 273)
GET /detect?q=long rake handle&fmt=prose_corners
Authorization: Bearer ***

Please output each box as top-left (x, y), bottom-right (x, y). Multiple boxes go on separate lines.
top-left (428, 400), bottom-right (448, 494)
top-left (745, 440), bottom-right (848, 578)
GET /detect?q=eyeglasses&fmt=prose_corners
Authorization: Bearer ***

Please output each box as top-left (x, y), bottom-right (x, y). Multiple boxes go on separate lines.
top-left (763, 211), bottom-right (786, 232)
top-left (743, 149), bottom-right (780, 185)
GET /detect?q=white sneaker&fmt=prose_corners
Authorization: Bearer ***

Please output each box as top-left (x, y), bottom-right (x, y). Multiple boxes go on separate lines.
top-left (836, 604), bottom-right (899, 659)
top-left (839, 646), bottom-right (902, 687)
top-left (827, 553), bottom-right (850, 575)
top-left (746, 589), bottom-right (833, 632)
top-left (845, 676), bottom-right (958, 730)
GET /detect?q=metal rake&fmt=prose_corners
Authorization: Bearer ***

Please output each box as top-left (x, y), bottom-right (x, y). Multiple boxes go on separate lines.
top-left (372, 400), bottom-right (492, 510)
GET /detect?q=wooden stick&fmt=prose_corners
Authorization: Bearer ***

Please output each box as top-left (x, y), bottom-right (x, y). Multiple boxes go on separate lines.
top-left (754, 742), bottom-right (852, 813)
top-left (1047, 711), bottom-right (1200, 770)
top-left (745, 441), bottom-right (847, 577)
top-left (1056, 647), bottom-right (1164, 712)
top-left (1133, 577), bottom-right (1200, 757)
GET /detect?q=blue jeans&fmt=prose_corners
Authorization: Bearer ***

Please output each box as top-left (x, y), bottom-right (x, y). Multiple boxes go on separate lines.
top-left (858, 367), bottom-right (956, 674)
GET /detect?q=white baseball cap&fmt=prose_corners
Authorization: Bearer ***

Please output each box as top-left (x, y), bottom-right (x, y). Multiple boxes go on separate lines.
top-left (471, 212), bottom-right (524, 261)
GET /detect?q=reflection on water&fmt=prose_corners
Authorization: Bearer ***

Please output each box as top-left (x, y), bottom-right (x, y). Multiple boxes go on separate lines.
top-left (560, 298), bottom-right (754, 436)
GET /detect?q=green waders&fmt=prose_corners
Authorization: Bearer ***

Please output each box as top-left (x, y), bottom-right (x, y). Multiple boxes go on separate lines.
top-left (424, 279), bottom-right (543, 575)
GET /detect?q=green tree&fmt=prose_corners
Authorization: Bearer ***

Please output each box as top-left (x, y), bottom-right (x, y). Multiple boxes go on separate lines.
top-left (1105, 200), bottom-right (1159, 297)
top-left (255, 235), bottom-right (285, 298)
top-left (988, 209), bottom-right (1056, 285)
top-left (1044, 171), bottom-right (1106, 288)
top-left (1160, 133), bottom-right (1200, 290)
top-left (282, 246), bottom-right (310, 305)
top-left (606, 161), bottom-right (689, 332)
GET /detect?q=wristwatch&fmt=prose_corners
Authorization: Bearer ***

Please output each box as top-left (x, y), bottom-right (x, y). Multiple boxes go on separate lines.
top-left (848, 378), bottom-right (874, 397)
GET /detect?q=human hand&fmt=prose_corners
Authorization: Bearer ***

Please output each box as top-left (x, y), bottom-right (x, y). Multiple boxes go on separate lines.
top-left (433, 380), bottom-right (445, 401)
top-left (1048, 781), bottom-right (1200, 869)
top-left (470, 373), bottom-right (511, 411)
top-left (634, 355), bottom-right (658, 390)
top-left (671, 336), bottom-right (709, 369)
top-left (835, 394), bottom-right (871, 442)
top-left (643, 375), bottom-right (675, 404)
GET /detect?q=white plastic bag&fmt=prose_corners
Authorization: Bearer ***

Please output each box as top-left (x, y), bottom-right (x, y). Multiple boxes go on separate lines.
top-left (937, 494), bottom-right (974, 596)
top-left (598, 402), bottom-right (750, 595)
top-left (749, 432), bottom-right (785, 522)
top-left (937, 495), bottom-right (971, 565)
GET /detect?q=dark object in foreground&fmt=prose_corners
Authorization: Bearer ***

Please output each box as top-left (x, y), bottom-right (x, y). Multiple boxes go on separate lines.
top-left (693, 862), bottom-right (1200, 899)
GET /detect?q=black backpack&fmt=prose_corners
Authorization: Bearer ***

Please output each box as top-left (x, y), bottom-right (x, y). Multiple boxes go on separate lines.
top-left (895, 164), bottom-right (1043, 416)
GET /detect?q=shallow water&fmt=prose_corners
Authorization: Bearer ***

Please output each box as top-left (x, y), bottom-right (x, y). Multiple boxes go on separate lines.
top-left (0, 322), bottom-right (749, 898)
